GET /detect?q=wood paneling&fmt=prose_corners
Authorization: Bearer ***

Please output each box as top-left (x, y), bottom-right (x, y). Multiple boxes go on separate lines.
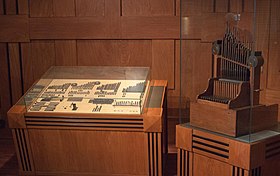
top-left (180, 40), bottom-right (211, 101)
top-left (55, 40), bottom-right (77, 66)
top-left (76, 0), bottom-right (104, 17)
top-left (104, 0), bottom-right (120, 16)
top-left (77, 40), bottom-right (152, 67)
top-left (5, 0), bottom-right (17, 14)
top-left (17, 0), bottom-right (29, 15)
top-left (122, 0), bottom-right (174, 16)
top-left (244, 0), bottom-right (254, 13)
top-left (30, 17), bottom-right (121, 39)
top-left (194, 154), bottom-right (230, 176)
top-left (230, 0), bottom-right (243, 13)
top-left (0, 0), bottom-right (4, 14)
top-left (53, 0), bottom-right (75, 17)
top-left (202, 0), bottom-right (214, 13)
top-left (215, 0), bottom-right (229, 13)
top-left (30, 41), bottom-right (55, 80)
top-left (179, 0), bottom-right (202, 16)
top-left (0, 15), bottom-right (29, 42)
top-left (30, 0), bottom-right (53, 17)
top-left (0, 43), bottom-right (11, 121)
top-left (121, 16), bottom-right (180, 39)
top-left (8, 43), bottom-right (23, 104)
top-left (267, 0), bottom-right (280, 90)
top-left (255, 0), bottom-right (272, 103)
top-left (77, 40), bottom-right (119, 66)
top-left (152, 40), bottom-right (175, 89)
top-left (118, 40), bottom-right (152, 66)
top-left (28, 129), bottom-right (148, 174)
top-left (20, 43), bottom-right (34, 92)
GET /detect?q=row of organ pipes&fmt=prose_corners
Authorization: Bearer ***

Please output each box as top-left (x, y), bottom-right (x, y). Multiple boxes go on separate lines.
top-left (198, 20), bottom-right (263, 107)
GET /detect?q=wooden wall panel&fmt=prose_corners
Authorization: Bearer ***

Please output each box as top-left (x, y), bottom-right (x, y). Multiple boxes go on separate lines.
top-left (8, 43), bottom-right (23, 104)
top-left (168, 39), bottom-right (209, 112)
top-left (215, 0), bottom-right (229, 12)
top-left (0, 43), bottom-right (11, 121)
top-left (179, 0), bottom-right (202, 16)
top-left (30, 0), bottom-right (53, 17)
top-left (152, 40), bottom-right (175, 89)
top-left (53, 0), bottom-right (75, 17)
top-left (77, 40), bottom-right (152, 67)
top-left (255, 0), bottom-right (271, 102)
top-left (0, 15), bottom-right (29, 42)
top-left (21, 43), bottom-right (34, 92)
top-left (181, 40), bottom-right (212, 101)
top-left (121, 16), bottom-right (180, 39)
top-left (267, 0), bottom-right (280, 90)
top-left (30, 41), bottom-right (55, 80)
top-left (104, 0), bottom-right (120, 16)
top-left (244, 0), bottom-right (254, 13)
top-left (230, 0), bottom-right (243, 13)
top-left (77, 40), bottom-right (120, 66)
top-left (76, 0), bottom-right (105, 17)
top-left (122, 0), bottom-right (174, 16)
top-left (0, 0), bottom-right (4, 14)
top-left (5, 0), bottom-right (17, 14)
top-left (18, 0), bottom-right (29, 15)
top-left (119, 40), bottom-right (152, 67)
top-left (55, 40), bottom-right (77, 66)
top-left (30, 17), bottom-right (121, 39)
top-left (202, 0), bottom-right (214, 13)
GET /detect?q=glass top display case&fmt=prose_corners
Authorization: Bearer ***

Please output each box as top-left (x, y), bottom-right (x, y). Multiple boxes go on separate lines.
top-left (22, 66), bottom-right (150, 115)
top-left (180, 0), bottom-right (280, 143)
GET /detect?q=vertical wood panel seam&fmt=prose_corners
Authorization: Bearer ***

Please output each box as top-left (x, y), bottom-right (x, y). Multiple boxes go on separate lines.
top-left (120, 0), bottom-right (122, 16)
top-left (6, 43), bottom-right (13, 106)
top-left (172, 40), bottom-right (176, 91)
top-left (54, 40), bottom-right (57, 65)
top-left (15, 129), bottom-right (25, 170)
top-left (16, 0), bottom-right (19, 14)
top-left (3, 0), bottom-right (6, 14)
top-left (74, 0), bottom-right (77, 17)
top-left (228, 0), bottom-right (230, 12)
top-left (22, 129), bottom-right (31, 171)
top-left (147, 133), bottom-right (151, 175)
top-left (18, 43), bottom-right (24, 95)
top-left (265, 0), bottom-right (273, 90)
top-left (242, 0), bottom-right (244, 13)
top-left (173, 0), bottom-right (176, 16)
top-left (213, 0), bottom-right (216, 12)
top-left (27, 0), bottom-right (30, 17)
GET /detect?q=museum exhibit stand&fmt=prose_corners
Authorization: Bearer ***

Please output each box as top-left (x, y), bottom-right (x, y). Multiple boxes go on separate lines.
top-left (177, 0), bottom-right (280, 175)
top-left (7, 66), bottom-right (168, 176)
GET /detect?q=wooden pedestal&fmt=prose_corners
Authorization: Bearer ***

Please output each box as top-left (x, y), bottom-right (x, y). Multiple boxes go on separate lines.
top-left (8, 80), bottom-right (168, 176)
top-left (176, 124), bottom-right (280, 176)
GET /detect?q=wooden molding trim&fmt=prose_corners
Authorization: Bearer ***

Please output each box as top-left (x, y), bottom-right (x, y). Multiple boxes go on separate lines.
top-left (0, 15), bottom-right (29, 42)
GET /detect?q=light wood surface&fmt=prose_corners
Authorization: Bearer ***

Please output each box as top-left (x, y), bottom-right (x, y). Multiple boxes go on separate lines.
top-left (177, 124), bottom-right (280, 176)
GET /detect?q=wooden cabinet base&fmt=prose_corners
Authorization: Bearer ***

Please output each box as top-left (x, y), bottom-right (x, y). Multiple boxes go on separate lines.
top-left (190, 102), bottom-right (278, 137)
top-left (8, 80), bottom-right (168, 176)
top-left (176, 124), bottom-right (280, 176)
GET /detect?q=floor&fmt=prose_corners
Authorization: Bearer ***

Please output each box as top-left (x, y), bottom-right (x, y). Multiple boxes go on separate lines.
top-left (0, 128), bottom-right (177, 176)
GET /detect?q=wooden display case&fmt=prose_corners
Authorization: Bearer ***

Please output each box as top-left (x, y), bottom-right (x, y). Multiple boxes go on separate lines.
top-left (7, 66), bottom-right (168, 176)
top-left (176, 124), bottom-right (280, 176)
